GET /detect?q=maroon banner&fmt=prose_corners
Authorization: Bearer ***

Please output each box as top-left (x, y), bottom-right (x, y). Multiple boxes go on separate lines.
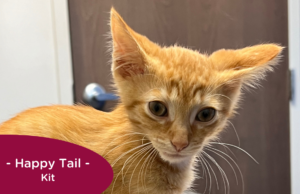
top-left (0, 135), bottom-right (113, 193)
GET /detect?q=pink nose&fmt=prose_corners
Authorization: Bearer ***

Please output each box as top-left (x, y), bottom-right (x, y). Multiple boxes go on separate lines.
top-left (171, 141), bottom-right (189, 152)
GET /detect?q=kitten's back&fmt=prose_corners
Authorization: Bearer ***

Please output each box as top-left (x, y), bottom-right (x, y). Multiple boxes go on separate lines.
top-left (0, 105), bottom-right (117, 147)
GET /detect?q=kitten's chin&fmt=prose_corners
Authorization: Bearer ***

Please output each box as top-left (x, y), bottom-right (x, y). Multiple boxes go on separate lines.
top-left (159, 151), bottom-right (193, 166)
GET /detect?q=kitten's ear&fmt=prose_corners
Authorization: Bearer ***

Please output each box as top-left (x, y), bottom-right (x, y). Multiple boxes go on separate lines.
top-left (210, 44), bottom-right (283, 88)
top-left (110, 8), bottom-right (146, 78)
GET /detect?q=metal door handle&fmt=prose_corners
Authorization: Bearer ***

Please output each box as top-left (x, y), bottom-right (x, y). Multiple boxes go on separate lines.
top-left (83, 83), bottom-right (119, 110)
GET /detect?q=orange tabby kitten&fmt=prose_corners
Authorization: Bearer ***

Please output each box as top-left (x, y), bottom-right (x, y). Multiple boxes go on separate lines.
top-left (0, 8), bottom-right (282, 194)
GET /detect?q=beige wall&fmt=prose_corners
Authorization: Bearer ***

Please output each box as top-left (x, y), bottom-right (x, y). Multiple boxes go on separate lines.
top-left (0, 0), bottom-right (73, 123)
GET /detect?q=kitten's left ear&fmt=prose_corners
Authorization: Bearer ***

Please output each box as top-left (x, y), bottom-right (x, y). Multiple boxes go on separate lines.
top-left (110, 8), bottom-right (148, 79)
top-left (210, 44), bottom-right (284, 88)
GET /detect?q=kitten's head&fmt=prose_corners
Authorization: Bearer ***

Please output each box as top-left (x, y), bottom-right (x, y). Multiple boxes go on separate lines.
top-left (110, 8), bottom-right (282, 164)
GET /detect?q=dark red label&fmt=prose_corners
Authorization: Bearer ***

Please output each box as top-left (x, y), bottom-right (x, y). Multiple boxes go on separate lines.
top-left (0, 135), bottom-right (113, 193)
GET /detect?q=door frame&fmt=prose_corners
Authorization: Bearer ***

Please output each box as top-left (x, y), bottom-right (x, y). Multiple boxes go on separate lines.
top-left (52, 0), bottom-right (74, 104)
top-left (288, 0), bottom-right (300, 193)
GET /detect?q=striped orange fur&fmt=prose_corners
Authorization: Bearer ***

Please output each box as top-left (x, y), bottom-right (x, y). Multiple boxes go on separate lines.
top-left (0, 8), bottom-right (283, 194)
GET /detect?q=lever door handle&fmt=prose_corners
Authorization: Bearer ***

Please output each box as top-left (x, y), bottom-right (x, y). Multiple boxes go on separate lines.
top-left (83, 83), bottom-right (119, 111)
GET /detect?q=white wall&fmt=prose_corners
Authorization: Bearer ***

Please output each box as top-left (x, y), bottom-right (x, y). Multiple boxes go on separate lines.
top-left (0, 0), bottom-right (73, 123)
top-left (288, 0), bottom-right (300, 193)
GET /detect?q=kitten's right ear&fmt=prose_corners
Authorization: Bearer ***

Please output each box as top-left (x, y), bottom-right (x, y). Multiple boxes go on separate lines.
top-left (210, 44), bottom-right (283, 88)
top-left (209, 44), bottom-right (283, 107)
top-left (110, 8), bottom-right (146, 78)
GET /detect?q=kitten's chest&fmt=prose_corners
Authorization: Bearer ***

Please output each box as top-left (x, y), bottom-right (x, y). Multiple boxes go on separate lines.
top-left (102, 149), bottom-right (195, 194)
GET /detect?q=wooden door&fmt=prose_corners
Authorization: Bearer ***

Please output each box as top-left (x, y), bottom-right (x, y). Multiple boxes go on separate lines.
top-left (68, 1), bottom-right (290, 193)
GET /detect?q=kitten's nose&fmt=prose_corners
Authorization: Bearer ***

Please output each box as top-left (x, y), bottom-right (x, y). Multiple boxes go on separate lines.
top-left (171, 140), bottom-right (189, 152)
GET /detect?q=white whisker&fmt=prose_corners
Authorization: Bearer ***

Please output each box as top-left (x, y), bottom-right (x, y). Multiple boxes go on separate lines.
top-left (138, 147), bottom-right (155, 193)
top-left (110, 144), bottom-right (152, 194)
top-left (206, 146), bottom-right (245, 194)
top-left (111, 142), bottom-right (152, 167)
top-left (203, 151), bottom-right (230, 194)
top-left (123, 145), bottom-right (152, 182)
top-left (198, 155), bottom-right (208, 194)
top-left (210, 142), bottom-right (259, 164)
top-left (129, 145), bottom-right (153, 193)
top-left (205, 147), bottom-right (238, 185)
top-left (149, 151), bottom-right (159, 174)
top-left (101, 132), bottom-right (146, 155)
top-left (143, 148), bottom-right (157, 193)
top-left (227, 121), bottom-right (240, 147)
top-left (201, 155), bottom-right (213, 194)
top-left (104, 138), bottom-right (146, 158)
top-left (202, 153), bottom-right (220, 190)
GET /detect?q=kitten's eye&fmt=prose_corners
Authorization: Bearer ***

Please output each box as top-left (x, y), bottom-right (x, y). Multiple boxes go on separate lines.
top-left (149, 101), bottom-right (167, 117)
top-left (196, 108), bottom-right (216, 122)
